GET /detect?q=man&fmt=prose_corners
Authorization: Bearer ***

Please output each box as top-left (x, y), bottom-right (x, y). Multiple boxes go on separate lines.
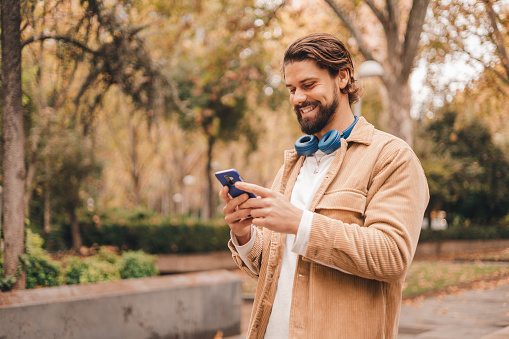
top-left (219, 33), bottom-right (429, 339)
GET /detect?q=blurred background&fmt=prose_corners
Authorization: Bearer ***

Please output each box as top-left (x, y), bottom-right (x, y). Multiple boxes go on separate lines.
top-left (1, 0), bottom-right (509, 291)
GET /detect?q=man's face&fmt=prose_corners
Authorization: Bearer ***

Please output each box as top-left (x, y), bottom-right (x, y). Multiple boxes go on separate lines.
top-left (284, 60), bottom-right (340, 135)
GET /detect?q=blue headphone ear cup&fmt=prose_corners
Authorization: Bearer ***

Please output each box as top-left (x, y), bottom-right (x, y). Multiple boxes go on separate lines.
top-left (295, 135), bottom-right (319, 156)
top-left (318, 129), bottom-right (342, 154)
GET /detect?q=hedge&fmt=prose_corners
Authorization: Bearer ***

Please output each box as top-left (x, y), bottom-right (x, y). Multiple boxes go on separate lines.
top-left (77, 220), bottom-right (231, 254)
top-left (419, 225), bottom-right (509, 242)
top-left (82, 223), bottom-right (509, 253)
top-left (41, 210), bottom-right (509, 254)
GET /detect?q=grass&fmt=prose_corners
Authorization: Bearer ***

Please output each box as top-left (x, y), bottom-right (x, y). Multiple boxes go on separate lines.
top-left (236, 260), bottom-right (509, 296)
top-left (454, 248), bottom-right (509, 262)
top-left (402, 261), bottom-right (509, 296)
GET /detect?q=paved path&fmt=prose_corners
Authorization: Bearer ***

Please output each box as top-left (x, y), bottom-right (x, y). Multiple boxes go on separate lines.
top-left (398, 277), bottom-right (509, 339)
top-left (234, 277), bottom-right (509, 339)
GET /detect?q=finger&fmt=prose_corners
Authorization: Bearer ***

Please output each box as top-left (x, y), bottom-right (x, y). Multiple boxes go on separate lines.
top-left (223, 193), bottom-right (251, 215)
top-left (249, 207), bottom-right (271, 220)
top-left (239, 196), bottom-right (267, 210)
top-left (219, 186), bottom-right (230, 203)
top-left (235, 182), bottom-right (274, 198)
top-left (224, 207), bottom-right (253, 224)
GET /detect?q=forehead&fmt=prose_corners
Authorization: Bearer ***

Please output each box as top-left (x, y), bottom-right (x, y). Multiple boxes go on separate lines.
top-left (284, 60), bottom-right (331, 85)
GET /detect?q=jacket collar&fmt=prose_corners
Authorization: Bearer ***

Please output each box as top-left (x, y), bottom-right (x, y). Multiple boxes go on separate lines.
top-left (345, 116), bottom-right (374, 146)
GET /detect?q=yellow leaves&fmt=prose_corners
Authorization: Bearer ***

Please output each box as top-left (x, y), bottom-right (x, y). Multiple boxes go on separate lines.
top-left (220, 93), bottom-right (236, 107)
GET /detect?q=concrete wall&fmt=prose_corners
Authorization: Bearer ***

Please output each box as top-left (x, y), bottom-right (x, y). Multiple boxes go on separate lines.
top-left (156, 251), bottom-right (237, 274)
top-left (0, 270), bottom-right (241, 339)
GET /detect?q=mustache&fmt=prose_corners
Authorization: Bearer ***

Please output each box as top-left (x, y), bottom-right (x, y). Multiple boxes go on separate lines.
top-left (294, 100), bottom-right (320, 112)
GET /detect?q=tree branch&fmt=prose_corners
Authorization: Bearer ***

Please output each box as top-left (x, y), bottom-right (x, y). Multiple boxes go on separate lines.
top-left (21, 35), bottom-right (97, 55)
top-left (364, 0), bottom-right (387, 28)
top-left (487, 67), bottom-right (509, 87)
top-left (323, 0), bottom-right (376, 62)
top-left (386, 0), bottom-right (400, 26)
top-left (400, 0), bottom-right (431, 79)
top-left (485, 0), bottom-right (509, 82)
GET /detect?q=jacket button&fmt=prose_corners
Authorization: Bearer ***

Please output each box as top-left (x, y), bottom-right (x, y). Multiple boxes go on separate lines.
top-left (269, 274), bottom-right (273, 278)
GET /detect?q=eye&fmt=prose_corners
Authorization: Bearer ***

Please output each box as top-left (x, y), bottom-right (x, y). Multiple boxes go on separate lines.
top-left (288, 88), bottom-right (296, 94)
top-left (303, 82), bottom-right (315, 89)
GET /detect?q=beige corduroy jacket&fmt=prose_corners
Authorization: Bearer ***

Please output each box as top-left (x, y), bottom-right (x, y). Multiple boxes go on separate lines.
top-left (228, 117), bottom-right (429, 339)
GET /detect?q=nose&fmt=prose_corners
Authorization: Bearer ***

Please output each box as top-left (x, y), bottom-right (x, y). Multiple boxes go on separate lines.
top-left (291, 88), bottom-right (307, 106)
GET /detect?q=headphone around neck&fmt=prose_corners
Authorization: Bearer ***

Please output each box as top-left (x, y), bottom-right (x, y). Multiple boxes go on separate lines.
top-left (294, 115), bottom-right (359, 156)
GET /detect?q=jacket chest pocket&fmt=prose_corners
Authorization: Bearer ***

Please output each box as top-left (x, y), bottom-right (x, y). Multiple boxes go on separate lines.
top-left (313, 189), bottom-right (366, 225)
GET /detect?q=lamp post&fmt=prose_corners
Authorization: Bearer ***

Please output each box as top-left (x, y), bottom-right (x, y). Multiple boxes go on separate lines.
top-left (354, 60), bottom-right (384, 117)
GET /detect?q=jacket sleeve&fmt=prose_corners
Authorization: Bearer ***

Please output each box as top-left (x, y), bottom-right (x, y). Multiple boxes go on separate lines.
top-left (228, 230), bottom-right (263, 279)
top-left (304, 143), bottom-right (429, 283)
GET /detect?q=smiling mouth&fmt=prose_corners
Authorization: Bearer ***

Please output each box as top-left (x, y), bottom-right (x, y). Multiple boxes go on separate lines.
top-left (300, 105), bottom-right (316, 114)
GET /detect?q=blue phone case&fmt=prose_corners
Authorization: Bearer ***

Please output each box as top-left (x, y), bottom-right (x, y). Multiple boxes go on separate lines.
top-left (215, 169), bottom-right (256, 199)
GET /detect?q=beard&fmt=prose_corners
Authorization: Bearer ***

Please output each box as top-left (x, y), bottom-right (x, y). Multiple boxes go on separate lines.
top-left (294, 87), bottom-right (340, 135)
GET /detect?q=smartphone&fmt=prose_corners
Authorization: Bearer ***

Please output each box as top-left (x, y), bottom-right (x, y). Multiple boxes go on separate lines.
top-left (215, 169), bottom-right (256, 199)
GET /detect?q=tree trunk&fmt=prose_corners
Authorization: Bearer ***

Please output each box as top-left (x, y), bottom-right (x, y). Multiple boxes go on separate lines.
top-left (202, 135), bottom-right (216, 220)
top-left (24, 154), bottom-right (38, 214)
top-left (68, 207), bottom-right (82, 253)
top-left (44, 188), bottom-right (51, 233)
top-left (385, 75), bottom-right (413, 145)
top-left (325, 0), bottom-right (431, 148)
top-left (129, 119), bottom-right (141, 207)
top-left (1, 0), bottom-right (27, 290)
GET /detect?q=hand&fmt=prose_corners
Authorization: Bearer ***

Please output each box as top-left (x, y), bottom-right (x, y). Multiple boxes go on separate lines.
top-left (235, 182), bottom-right (303, 235)
top-left (219, 186), bottom-right (253, 245)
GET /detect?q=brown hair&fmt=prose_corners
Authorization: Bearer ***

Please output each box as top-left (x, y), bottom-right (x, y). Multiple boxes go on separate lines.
top-left (282, 33), bottom-right (362, 105)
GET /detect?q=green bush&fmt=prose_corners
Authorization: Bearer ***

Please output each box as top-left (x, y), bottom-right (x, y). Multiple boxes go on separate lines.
top-left (63, 247), bottom-right (158, 284)
top-left (77, 217), bottom-right (231, 254)
top-left (22, 230), bottom-right (63, 289)
top-left (22, 254), bottom-right (63, 289)
top-left (419, 224), bottom-right (509, 242)
top-left (0, 251), bottom-right (18, 291)
top-left (2, 227), bottom-right (160, 290)
top-left (118, 250), bottom-right (159, 279)
top-left (64, 255), bottom-right (121, 285)
top-left (63, 256), bottom-right (87, 285)
top-left (79, 257), bottom-right (121, 284)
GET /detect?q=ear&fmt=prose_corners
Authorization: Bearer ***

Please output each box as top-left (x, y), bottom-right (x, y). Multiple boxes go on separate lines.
top-left (336, 70), bottom-right (349, 89)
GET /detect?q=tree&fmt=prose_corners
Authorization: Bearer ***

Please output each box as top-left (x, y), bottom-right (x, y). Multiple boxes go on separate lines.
top-left (417, 110), bottom-right (509, 223)
top-left (483, 0), bottom-right (509, 91)
top-left (1, 0), bottom-right (27, 289)
top-left (19, 0), bottom-right (164, 250)
top-left (43, 129), bottom-right (101, 252)
top-left (169, 0), bottom-right (286, 218)
top-left (324, 0), bottom-right (431, 146)
top-left (425, 0), bottom-right (509, 94)
top-left (421, 0), bottom-right (509, 149)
